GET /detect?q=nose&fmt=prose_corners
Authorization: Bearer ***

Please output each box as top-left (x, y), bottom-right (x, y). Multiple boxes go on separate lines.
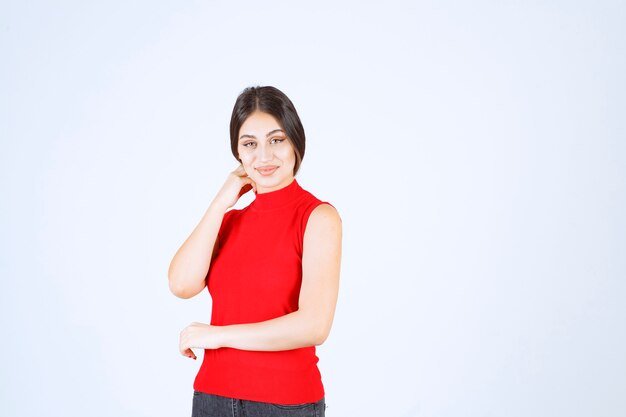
top-left (259, 143), bottom-right (273, 162)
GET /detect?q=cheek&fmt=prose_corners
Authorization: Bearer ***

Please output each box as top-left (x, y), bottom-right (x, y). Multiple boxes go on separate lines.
top-left (238, 148), bottom-right (253, 163)
top-left (277, 145), bottom-right (296, 162)
top-left (238, 152), bottom-right (255, 175)
top-left (285, 148), bottom-right (296, 165)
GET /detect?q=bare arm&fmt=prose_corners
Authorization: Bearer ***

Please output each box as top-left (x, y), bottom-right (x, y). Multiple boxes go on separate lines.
top-left (168, 165), bottom-right (255, 299)
top-left (179, 203), bottom-right (342, 355)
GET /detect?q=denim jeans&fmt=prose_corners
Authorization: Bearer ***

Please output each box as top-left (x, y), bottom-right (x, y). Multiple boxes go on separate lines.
top-left (191, 390), bottom-right (326, 417)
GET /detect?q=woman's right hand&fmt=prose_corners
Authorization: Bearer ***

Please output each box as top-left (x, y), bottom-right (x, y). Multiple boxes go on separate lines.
top-left (212, 165), bottom-right (256, 210)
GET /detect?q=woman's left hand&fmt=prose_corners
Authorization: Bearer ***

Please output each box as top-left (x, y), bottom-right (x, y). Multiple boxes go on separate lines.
top-left (179, 322), bottom-right (222, 359)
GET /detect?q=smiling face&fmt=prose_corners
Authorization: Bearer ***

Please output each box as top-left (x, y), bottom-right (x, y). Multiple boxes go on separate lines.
top-left (237, 111), bottom-right (296, 194)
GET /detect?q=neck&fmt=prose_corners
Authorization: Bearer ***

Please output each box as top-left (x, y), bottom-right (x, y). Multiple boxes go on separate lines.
top-left (251, 178), bottom-right (304, 211)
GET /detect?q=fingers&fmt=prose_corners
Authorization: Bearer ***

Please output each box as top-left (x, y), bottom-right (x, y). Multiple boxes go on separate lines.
top-left (233, 168), bottom-right (257, 195)
top-left (218, 166), bottom-right (257, 208)
top-left (233, 164), bottom-right (247, 177)
top-left (179, 325), bottom-right (197, 360)
top-left (181, 347), bottom-right (197, 360)
top-left (179, 335), bottom-right (196, 359)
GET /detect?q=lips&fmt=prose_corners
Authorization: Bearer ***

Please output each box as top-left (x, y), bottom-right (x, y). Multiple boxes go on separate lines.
top-left (256, 166), bottom-right (278, 176)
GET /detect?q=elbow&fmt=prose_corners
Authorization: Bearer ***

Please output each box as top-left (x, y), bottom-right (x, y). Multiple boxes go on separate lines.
top-left (310, 322), bottom-right (332, 346)
top-left (168, 260), bottom-right (193, 299)
top-left (298, 309), bottom-right (334, 346)
top-left (168, 275), bottom-right (201, 299)
top-left (312, 334), bottom-right (328, 346)
top-left (168, 259), bottom-right (209, 299)
top-left (168, 279), bottom-right (188, 299)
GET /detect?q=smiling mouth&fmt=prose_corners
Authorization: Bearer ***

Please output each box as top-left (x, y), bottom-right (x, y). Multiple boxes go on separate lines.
top-left (256, 166), bottom-right (278, 176)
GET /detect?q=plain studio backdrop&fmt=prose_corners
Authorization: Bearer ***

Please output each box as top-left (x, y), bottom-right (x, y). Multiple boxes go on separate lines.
top-left (1, 1), bottom-right (624, 416)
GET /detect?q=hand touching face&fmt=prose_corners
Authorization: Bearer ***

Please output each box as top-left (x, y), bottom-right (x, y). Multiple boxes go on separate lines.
top-left (210, 164), bottom-right (256, 210)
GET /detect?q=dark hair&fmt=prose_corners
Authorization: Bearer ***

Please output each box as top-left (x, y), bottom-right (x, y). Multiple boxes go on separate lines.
top-left (230, 86), bottom-right (305, 175)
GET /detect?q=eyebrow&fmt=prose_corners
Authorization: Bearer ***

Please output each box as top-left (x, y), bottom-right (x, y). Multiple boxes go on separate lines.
top-left (239, 129), bottom-right (285, 141)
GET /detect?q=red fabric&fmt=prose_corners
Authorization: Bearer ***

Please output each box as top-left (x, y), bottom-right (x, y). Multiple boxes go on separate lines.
top-left (193, 178), bottom-right (331, 404)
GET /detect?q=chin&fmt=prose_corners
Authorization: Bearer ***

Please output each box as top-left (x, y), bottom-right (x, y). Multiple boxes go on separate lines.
top-left (252, 172), bottom-right (293, 192)
top-left (256, 176), bottom-right (285, 189)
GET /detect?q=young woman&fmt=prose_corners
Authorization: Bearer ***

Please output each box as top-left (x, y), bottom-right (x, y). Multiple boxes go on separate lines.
top-left (168, 86), bottom-right (342, 417)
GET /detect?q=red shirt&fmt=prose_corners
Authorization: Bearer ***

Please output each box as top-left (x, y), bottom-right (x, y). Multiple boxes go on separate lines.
top-left (193, 178), bottom-right (331, 404)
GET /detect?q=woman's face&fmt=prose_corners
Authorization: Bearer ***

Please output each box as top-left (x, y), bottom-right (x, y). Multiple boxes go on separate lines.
top-left (237, 111), bottom-right (296, 194)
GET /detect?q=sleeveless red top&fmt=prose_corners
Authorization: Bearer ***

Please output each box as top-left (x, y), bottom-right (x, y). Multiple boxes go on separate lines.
top-left (193, 178), bottom-right (331, 404)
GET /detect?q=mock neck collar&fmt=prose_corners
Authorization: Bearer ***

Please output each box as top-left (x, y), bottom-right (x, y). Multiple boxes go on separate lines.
top-left (250, 178), bottom-right (304, 211)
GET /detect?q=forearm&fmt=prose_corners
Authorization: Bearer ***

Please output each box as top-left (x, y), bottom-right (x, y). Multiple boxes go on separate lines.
top-left (213, 205), bottom-right (341, 352)
top-left (217, 309), bottom-right (331, 351)
top-left (179, 203), bottom-right (342, 358)
top-left (168, 201), bottom-right (227, 298)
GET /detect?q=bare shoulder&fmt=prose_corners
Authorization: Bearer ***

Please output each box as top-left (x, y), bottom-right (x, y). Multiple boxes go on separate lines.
top-left (306, 203), bottom-right (342, 234)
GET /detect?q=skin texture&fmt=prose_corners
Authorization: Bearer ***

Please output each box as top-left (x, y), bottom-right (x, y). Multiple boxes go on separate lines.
top-left (169, 111), bottom-right (342, 359)
top-left (236, 110), bottom-right (297, 193)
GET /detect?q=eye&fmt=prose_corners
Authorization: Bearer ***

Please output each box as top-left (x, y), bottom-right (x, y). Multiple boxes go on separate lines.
top-left (270, 137), bottom-right (285, 144)
top-left (242, 141), bottom-right (256, 148)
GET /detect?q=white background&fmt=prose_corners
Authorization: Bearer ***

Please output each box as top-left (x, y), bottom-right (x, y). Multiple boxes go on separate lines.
top-left (1, 1), bottom-right (625, 416)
